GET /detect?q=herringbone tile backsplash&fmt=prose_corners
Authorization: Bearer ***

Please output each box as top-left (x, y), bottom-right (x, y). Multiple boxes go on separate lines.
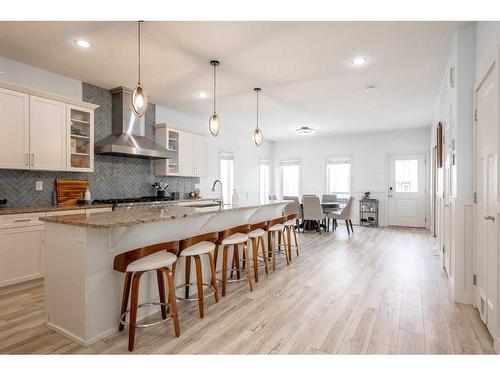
top-left (0, 83), bottom-right (198, 207)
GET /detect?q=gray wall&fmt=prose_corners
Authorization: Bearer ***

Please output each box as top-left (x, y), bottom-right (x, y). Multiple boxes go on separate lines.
top-left (0, 83), bottom-right (198, 207)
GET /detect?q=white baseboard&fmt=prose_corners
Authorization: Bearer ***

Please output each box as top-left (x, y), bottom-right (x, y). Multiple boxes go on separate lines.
top-left (47, 322), bottom-right (117, 347)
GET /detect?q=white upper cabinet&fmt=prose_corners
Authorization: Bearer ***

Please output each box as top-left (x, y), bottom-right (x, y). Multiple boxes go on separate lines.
top-left (0, 88), bottom-right (30, 169)
top-left (29, 95), bottom-right (67, 171)
top-left (155, 123), bottom-right (207, 177)
top-left (0, 81), bottom-right (97, 172)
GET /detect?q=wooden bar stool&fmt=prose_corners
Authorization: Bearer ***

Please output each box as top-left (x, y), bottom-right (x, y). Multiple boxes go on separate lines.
top-left (266, 217), bottom-right (289, 271)
top-left (248, 221), bottom-right (269, 282)
top-left (283, 213), bottom-right (299, 260)
top-left (214, 224), bottom-right (253, 297)
top-left (113, 241), bottom-right (180, 352)
top-left (176, 232), bottom-right (219, 319)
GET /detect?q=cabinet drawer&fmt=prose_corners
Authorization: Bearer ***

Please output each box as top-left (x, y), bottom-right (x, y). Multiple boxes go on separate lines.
top-left (0, 213), bottom-right (46, 228)
top-left (86, 207), bottom-right (112, 214)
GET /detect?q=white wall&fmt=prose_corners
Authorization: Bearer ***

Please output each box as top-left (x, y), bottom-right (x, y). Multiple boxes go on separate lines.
top-left (156, 105), bottom-right (273, 201)
top-left (272, 127), bottom-right (430, 227)
top-left (0, 56), bottom-right (82, 100)
top-left (475, 22), bottom-right (500, 83)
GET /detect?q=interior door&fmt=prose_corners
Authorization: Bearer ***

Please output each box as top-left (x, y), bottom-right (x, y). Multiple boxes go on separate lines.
top-left (29, 95), bottom-right (67, 171)
top-left (443, 115), bottom-right (452, 275)
top-left (474, 64), bottom-right (498, 337)
top-left (388, 153), bottom-right (426, 227)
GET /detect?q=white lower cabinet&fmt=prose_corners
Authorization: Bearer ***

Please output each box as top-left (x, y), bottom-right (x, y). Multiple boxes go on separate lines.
top-left (0, 221), bottom-right (44, 287)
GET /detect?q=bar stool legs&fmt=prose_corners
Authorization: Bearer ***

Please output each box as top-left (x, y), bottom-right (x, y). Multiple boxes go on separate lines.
top-left (250, 236), bottom-right (268, 282)
top-left (119, 272), bottom-right (133, 332)
top-left (162, 267), bottom-right (180, 338)
top-left (221, 243), bottom-right (253, 297)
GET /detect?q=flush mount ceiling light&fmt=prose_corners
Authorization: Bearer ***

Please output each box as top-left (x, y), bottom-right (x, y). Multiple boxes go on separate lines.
top-left (296, 126), bottom-right (316, 135)
top-left (352, 56), bottom-right (368, 66)
top-left (131, 21), bottom-right (148, 118)
top-left (75, 40), bottom-right (91, 48)
top-left (208, 60), bottom-right (220, 136)
top-left (253, 88), bottom-right (263, 147)
top-left (365, 85), bottom-right (376, 93)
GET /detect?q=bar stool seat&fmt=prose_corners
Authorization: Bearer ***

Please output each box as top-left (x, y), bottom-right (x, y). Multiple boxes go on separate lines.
top-left (283, 219), bottom-right (295, 227)
top-left (248, 228), bottom-right (265, 238)
top-left (127, 251), bottom-right (177, 272)
top-left (221, 232), bottom-right (249, 245)
top-left (180, 241), bottom-right (215, 256)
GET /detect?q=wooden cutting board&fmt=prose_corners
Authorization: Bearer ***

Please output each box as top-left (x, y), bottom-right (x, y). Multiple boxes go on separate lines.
top-left (56, 179), bottom-right (89, 206)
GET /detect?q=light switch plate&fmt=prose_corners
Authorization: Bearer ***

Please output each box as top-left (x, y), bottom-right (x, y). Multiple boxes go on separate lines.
top-left (35, 180), bottom-right (43, 191)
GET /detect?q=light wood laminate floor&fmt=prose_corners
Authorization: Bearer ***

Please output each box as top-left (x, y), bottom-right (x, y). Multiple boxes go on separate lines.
top-left (0, 226), bottom-right (495, 354)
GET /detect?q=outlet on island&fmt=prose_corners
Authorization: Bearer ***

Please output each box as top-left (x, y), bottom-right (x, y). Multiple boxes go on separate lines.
top-left (35, 180), bottom-right (43, 191)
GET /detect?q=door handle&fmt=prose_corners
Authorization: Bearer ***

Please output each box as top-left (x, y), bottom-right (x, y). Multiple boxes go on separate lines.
top-left (484, 215), bottom-right (495, 221)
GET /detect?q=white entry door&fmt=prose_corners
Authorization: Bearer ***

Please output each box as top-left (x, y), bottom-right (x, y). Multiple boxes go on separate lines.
top-left (474, 64), bottom-right (498, 336)
top-left (388, 153), bottom-right (426, 227)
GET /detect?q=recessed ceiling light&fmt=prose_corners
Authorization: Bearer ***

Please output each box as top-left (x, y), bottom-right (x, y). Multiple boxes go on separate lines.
top-left (75, 40), bottom-right (91, 48)
top-left (196, 91), bottom-right (208, 99)
top-left (295, 126), bottom-right (316, 135)
top-left (352, 57), bottom-right (367, 66)
top-left (365, 85), bottom-right (375, 93)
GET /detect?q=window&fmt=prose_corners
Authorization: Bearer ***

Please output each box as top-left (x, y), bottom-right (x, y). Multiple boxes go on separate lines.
top-left (326, 157), bottom-right (351, 200)
top-left (259, 160), bottom-right (270, 202)
top-left (280, 160), bottom-right (300, 198)
top-left (220, 152), bottom-right (234, 204)
top-left (395, 159), bottom-right (418, 192)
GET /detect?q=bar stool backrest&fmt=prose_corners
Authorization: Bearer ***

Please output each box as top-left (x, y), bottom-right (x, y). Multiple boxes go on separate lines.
top-left (180, 232), bottom-right (219, 251)
top-left (265, 216), bottom-right (287, 230)
top-left (249, 221), bottom-right (269, 231)
top-left (113, 240), bottom-right (180, 273)
top-left (216, 224), bottom-right (251, 245)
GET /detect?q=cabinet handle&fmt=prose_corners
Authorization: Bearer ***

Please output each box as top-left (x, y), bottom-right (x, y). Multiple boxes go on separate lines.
top-left (484, 215), bottom-right (495, 222)
top-left (31, 153), bottom-right (35, 166)
top-left (25, 153), bottom-right (29, 166)
top-left (14, 218), bottom-right (32, 223)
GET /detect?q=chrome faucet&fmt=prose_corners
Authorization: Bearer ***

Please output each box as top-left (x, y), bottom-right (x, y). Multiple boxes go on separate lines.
top-left (211, 179), bottom-right (223, 207)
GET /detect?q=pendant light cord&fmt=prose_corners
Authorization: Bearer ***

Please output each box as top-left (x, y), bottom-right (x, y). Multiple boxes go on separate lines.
top-left (256, 90), bottom-right (259, 129)
top-left (213, 64), bottom-right (217, 113)
top-left (137, 21), bottom-right (142, 85)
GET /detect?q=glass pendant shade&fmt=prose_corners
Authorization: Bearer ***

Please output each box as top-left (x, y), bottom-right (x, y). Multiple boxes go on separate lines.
top-left (131, 84), bottom-right (148, 117)
top-left (209, 112), bottom-right (220, 136)
top-left (253, 127), bottom-right (263, 146)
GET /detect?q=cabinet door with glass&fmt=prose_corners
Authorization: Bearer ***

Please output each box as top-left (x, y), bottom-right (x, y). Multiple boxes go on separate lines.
top-left (67, 105), bottom-right (94, 172)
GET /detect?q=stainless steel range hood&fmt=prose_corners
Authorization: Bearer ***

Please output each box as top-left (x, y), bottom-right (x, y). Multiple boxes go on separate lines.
top-left (94, 86), bottom-right (174, 159)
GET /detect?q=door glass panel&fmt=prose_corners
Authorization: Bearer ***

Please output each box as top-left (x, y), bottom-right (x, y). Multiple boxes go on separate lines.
top-left (395, 159), bottom-right (418, 193)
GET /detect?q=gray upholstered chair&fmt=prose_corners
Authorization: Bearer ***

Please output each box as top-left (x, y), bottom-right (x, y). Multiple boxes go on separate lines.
top-left (327, 197), bottom-right (355, 235)
top-left (321, 194), bottom-right (338, 230)
top-left (302, 196), bottom-right (327, 234)
top-left (321, 194), bottom-right (337, 202)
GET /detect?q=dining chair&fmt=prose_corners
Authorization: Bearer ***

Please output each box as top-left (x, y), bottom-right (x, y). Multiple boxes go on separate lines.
top-left (321, 194), bottom-right (338, 230)
top-left (302, 196), bottom-right (327, 234)
top-left (284, 196), bottom-right (303, 233)
top-left (327, 197), bottom-right (355, 235)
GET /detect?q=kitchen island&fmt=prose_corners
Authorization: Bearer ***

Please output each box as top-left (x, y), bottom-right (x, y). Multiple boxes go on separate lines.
top-left (40, 200), bottom-right (289, 346)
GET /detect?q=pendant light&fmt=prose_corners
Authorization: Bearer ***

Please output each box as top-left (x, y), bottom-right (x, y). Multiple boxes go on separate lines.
top-left (209, 60), bottom-right (220, 136)
top-left (253, 88), bottom-right (263, 147)
top-left (131, 21), bottom-right (148, 118)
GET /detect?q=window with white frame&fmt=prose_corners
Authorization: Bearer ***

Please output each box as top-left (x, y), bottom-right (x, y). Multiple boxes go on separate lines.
top-left (259, 160), bottom-right (270, 202)
top-left (280, 159), bottom-right (300, 198)
top-left (219, 152), bottom-right (234, 204)
top-left (326, 157), bottom-right (351, 200)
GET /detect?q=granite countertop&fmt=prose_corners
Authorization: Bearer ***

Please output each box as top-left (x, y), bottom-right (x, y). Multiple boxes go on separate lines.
top-left (39, 200), bottom-right (290, 229)
top-left (0, 203), bottom-right (114, 215)
top-left (0, 197), bottom-right (217, 216)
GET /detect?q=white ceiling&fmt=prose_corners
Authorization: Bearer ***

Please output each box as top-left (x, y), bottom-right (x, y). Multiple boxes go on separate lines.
top-left (0, 21), bottom-right (460, 140)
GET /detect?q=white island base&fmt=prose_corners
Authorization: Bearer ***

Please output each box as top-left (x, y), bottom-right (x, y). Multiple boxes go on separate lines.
top-left (42, 201), bottom-right (288, 346)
